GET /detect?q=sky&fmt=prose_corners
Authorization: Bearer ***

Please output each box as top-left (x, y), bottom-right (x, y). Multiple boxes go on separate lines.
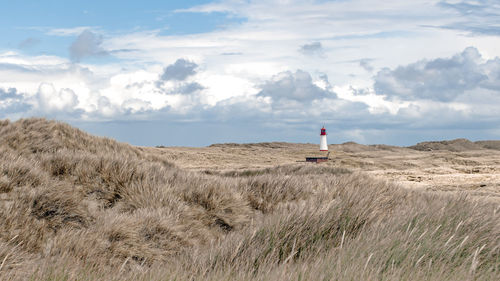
top-left (1, 0), bottom-right (500, 146)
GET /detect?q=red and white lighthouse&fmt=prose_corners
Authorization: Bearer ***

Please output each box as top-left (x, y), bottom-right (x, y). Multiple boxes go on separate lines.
top-left (320, 126), bottom-right (328, 151)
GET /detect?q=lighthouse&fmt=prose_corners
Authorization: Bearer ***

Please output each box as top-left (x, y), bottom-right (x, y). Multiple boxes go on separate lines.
top-left (320, 126), bottom-right (328, 151)
top-left (305, 126), bottom-right (330, 163)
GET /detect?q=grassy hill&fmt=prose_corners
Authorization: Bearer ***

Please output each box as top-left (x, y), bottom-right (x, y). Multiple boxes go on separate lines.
top-left (0, 118), bottom-right (498, 280)
top-left (409, 139), bottom-right (500, 152)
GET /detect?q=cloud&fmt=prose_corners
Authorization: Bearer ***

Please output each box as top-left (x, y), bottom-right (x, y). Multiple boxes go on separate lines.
top-left (121, 98), bottom-right (153, 114)
top-left (200, 95), bottom-right (272, 123)
top-left (220, 52), bottom-right (243, 56)
top-left (70, 30), bottom-right (108, 61)
top-left (373, 47), bottom-right (500, 101)
top-left (359, 58), bottom-right (374, 72)
top-left (257, 70), bottom-right (334, 102)
top-left (0, 87), bottom-right (32, 115)
top-left (153, 59), bottom-right (205, 96)
top-left (48, 26), bottom-right (95, 36)
top-left (438, 0), bottom-right (500, 36)
top-left (36, 83), bottom-right (79, 113)
top-left (482, 57), bottom-right (500, 90)
top-left (18, 38), bottom-right (41, 49)
top-left (176, 82), bottom-right (204, 95)
top-left (122, 68), bottom-right (370, 129)
top-left (175, 2), bottom-right (235, 14)
top-left (0, 88), bottom-right (21, 100)
top-left (155, 80), bottom-right (205, 96)
top-left (299, 42), bottom-right (324, 56)
top-left (250, 70), bottom-right (375, 127)
top-left (160, 59), bottom-right (198, 81)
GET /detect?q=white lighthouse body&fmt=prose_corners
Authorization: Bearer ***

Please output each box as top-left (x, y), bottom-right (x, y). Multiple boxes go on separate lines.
top-left (320, 127), bottom-right (328, 151)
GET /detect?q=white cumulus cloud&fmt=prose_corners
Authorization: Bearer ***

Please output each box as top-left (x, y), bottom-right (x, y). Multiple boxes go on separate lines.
top-left (36, 83), bottom-right (79, 113)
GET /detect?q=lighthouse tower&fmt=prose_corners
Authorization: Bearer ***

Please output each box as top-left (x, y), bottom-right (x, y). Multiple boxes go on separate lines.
top-left (320, 126), bottom-right (328, 151)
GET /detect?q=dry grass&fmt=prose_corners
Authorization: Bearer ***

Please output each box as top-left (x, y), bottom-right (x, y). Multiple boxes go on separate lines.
top-left (0, 118), bottom-right (499, 280)
top-left (153, 139), bottom-right (500, 202)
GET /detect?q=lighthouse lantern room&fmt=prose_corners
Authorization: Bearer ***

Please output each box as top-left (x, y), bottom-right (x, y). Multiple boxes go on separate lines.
top-left (320, 126), bottom-right (328, 151)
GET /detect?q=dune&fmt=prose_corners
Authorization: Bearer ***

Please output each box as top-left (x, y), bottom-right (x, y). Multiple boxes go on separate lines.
top-left (0, 118), bottom-right (498, 280)
top-left (409, 138), bottom-right (500, 152)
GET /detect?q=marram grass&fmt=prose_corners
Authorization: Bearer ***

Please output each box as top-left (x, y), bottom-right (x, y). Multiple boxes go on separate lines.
top-left (0, 118), bottom-right (498, 280)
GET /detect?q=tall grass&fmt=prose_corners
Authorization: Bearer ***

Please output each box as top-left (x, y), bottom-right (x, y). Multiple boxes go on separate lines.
top-left (0, 118), bottom-right (498, 280)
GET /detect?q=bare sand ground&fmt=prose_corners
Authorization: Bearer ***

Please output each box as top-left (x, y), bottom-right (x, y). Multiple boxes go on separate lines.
top-left (147, 141), bottom-right (500, 201)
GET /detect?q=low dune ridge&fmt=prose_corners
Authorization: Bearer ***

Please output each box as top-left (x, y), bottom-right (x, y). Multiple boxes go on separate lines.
top-left (409, 138), bottom-right (500, 152)
top-left (0, 118), bottom-right (499, 280)
top-left (208, 139), bottom-right (500, 153)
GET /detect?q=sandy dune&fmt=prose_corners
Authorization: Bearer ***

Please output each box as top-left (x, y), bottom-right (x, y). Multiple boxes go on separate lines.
top-left (1, 119), bottom-right (498, 280)
top-left (151, 140), bottom-right (500, 201)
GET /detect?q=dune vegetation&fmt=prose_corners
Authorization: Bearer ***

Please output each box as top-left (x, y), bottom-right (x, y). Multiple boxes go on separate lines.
top-left (0, 118), bottom-right (498, 280)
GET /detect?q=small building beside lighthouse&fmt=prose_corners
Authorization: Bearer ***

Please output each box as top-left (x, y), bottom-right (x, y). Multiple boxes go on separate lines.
top-left (320, 126), bottom-right (328, 151)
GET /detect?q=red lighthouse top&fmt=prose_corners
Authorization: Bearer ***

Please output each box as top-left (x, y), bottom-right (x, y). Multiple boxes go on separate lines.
top-left (320, 127), bottom-right (327, 135)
